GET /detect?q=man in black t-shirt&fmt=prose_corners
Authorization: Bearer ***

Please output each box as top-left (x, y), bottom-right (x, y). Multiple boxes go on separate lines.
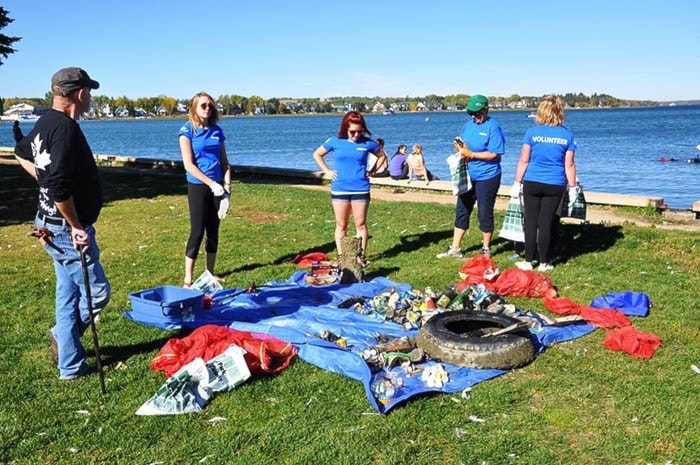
top-left (15, 67), bottom-right (111, 381)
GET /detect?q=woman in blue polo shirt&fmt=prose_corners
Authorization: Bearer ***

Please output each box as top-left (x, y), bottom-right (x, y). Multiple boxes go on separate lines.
top-left (312, 111), bottom-right (379, 266)
top-left (512, 94), bottom-right (577, 272)
top-left (438, 94), bottom-right (505, 259)
top-left (179, 91), bottom-right (231, 287)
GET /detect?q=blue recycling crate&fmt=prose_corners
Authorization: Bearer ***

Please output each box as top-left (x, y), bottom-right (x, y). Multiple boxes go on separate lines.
top-left (129, 286), bottom-right (203, 325)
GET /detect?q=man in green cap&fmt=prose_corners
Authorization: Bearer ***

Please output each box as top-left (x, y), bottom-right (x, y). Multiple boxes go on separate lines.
top-left (437, 94), bottom-right (505, 259)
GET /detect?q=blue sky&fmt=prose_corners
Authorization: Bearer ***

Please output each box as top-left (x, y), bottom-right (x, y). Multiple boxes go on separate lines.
top-left (2, 0), bottom-right (699, 101)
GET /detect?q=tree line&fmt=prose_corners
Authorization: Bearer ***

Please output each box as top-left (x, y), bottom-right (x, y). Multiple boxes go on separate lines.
top-left (0, 91), bottom-right (657, 119)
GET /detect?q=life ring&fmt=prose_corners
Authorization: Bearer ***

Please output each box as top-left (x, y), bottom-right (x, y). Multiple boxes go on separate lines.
top-left (416, 311), bottom-right (537, 369)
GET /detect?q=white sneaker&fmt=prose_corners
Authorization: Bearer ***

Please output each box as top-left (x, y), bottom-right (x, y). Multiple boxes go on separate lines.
top-left (537, 263), bottom-right (554, 272)
top-left (436, 248), bottom-right (463, 258)
top-left (515, 261), bottom-right (533, 271)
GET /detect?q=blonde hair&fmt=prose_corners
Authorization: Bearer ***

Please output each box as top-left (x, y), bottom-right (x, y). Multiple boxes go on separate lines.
top-left (411, 144), bottom-right (423, 155)
top-left (535, 95), bottom-right (564, 126)
top-left (188, 91), bottom-right (220, 127)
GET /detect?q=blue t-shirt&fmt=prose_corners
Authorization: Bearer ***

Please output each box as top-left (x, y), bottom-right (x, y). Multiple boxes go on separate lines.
top-left (459, 117), bottom-right (505, 181)
top-left (389, 153), bottom-right (408, 177)
top-left (178, 122), bottom-right (227, 184)
top-left (522, 125), bottom-right (577, 186)
top-left (321, 136), bottom-right (379, 193)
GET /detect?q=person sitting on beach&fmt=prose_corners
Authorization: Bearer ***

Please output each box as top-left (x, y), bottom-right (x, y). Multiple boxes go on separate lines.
top-left (406, 143), bottom-right (437, 185)
top-left (369, 138), bottom-right (390, 177)
top-left (389, 144), bottom-right (409, 180)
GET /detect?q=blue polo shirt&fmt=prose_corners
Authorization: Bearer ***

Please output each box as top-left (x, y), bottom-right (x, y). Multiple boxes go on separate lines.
top-left (322, 136), bottom-right (379, 193)
top-left (460, 117), bottom-right (505, 181)
top-left (179, 122), bottom-right (226, 184)
top-left (522, 125), bottom-right (577, 186)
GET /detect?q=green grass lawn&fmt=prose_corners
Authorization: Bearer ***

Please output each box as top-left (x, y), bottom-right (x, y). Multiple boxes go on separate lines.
top-left (1, 164), bottom-right (699, 465)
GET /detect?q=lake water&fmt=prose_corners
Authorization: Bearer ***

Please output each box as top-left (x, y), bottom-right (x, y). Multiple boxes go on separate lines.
top-left (3, 106), bottom-right (699, 208)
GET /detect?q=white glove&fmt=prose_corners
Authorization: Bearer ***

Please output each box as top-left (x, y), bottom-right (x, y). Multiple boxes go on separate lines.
top-left (218, 194), bottom-right (230, 220)
top-left (567, 185), bottom-right (579, 205)
top-left (210, 182), bottom-right (225, 197)
top-left (510, 181), bottom-right (522, 198)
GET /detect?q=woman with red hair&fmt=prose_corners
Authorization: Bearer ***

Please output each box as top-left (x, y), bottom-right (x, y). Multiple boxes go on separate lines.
top-left (312, 111), bottom-right (379, 266)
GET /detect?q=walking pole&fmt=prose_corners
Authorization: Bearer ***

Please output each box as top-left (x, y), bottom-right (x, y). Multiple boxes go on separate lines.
top-left (80, 250), bottom-right (106, 395)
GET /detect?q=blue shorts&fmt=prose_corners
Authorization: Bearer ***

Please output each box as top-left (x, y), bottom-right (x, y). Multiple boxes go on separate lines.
top-left (331, 192), bottom-right (370, 203)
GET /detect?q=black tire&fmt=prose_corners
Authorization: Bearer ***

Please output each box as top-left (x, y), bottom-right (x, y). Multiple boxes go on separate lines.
top-left (416, 311), bottom-right (536, 369)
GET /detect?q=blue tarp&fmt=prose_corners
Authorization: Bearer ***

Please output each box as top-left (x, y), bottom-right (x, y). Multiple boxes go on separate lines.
top-left (123, 271), bottom-right (599, 413)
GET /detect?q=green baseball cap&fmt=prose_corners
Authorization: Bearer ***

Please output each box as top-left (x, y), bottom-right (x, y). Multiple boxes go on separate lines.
top-left (466, 95), bottom-right (488, 112)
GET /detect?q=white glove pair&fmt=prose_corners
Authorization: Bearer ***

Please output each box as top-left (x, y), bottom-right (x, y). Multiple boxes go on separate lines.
top-left (510, 181), bottom-right (522, 199)
top-left (217, 194), bottom-right (230, 220)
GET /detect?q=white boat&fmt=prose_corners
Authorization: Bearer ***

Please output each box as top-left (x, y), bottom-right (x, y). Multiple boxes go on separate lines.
top-left (527, 112), bottom-right (536, 118)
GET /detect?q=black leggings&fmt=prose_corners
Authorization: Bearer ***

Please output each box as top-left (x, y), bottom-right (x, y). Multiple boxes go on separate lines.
top-left (522, 181), bottom-right (566, 264)
top-left (186, 183), bottom-right (220, 259)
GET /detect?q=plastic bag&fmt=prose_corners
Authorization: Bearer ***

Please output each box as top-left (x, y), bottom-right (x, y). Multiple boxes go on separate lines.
top-left (563, 184), bottom-right (587, 220)
top-left (499, 197), bottom-right (525, 243)
top-left (446, 153), bottom-right (471, 196)
top-left (191, 270), bottom-right (223, 295)
top-left (137, 344), bottom-right (251, 416)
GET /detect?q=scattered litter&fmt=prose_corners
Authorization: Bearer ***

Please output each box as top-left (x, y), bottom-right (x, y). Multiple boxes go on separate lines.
top-left (208, 416), bottom-right (227, 424)
top-left (461, 387), bottom-right (472, 401)
top-left (691, 365), bottom-right (700, 374)
top-left (455, 427), bottom-right (466, 438)
top-left (114, 361), bottom-right (128, 370)
top-left (199, 457), bottom-right (209, 463)
top-left (305, 398), bottom-right (314, 407)
top-left (421, 364), bottom-right (449, 388)
top-left (69, 448), bottom-right (79, 453)
top-left (345, 425), bottom-right (366, 433)
top-left (75, 410), bottom-right (90, 415)
top-left (468, 415), bottom-right (485, 423)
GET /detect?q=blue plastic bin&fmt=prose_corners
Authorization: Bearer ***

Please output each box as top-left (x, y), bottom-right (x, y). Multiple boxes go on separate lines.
top-left (129, 286), bottom-right (204, 324)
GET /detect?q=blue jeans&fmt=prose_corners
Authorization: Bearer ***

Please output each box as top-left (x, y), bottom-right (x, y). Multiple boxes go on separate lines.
top-left (37, 215), bottom-right (110, 379)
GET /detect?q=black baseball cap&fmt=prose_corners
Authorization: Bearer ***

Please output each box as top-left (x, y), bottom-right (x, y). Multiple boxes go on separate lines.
top-left (51, 67), bottom-right (100, 96)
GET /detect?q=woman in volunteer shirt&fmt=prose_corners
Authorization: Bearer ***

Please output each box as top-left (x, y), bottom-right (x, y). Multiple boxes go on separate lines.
top-left (512, 94), bottom-right (577, 272)
top-left (312, 111), bottom-right (379, 266)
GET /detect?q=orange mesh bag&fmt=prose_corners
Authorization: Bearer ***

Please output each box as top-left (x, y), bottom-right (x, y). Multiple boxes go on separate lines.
top-left (543, 296), bottom-right (581, 316)
top-left (603, 326), bottom-right (662, 358)
top-left (579, 306), bottom-right (631, 329)
top-left (458, 255), bottom-right (499, 285)
top-left (151, 325), bottom-right (297, 378)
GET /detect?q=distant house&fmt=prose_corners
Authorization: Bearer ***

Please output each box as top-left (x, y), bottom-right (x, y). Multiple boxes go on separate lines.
top-left (330, 103), bottom-right (352, 113)
top-left (4, 102), bottom-right (35, 119)
top-left (133, 107), bottom-right (148, 118)
top-left (100, 104), bottom-right (114, 118)
top-left (115, 106), bottom-right (130, 117)
top-left (372, 102), bottom-right (386, 113)
top-left (154, 105), bottom-right (167, 117)
top-left (175, 102), bottom-right (188, 114)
